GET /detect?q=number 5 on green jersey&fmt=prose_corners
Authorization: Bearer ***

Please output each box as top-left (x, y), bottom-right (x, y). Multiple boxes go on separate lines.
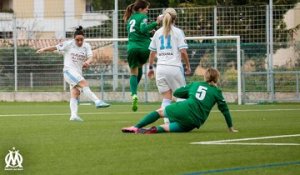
top-left (195, 86), bottom-right (207, 100)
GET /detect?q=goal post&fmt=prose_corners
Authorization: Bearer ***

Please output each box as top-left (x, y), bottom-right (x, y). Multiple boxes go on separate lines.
top-left (85, 36), bottom-right (242, 105)
top-left (186, 36), bottom-right (241, 105)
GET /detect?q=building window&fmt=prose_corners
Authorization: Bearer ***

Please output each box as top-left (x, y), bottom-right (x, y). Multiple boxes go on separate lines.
top-left (86, 0), bottom-right (93, 12)
top-left (0, 0), bottom-right (13, 13)
top-left (0, 32), bottom-right (13, 39)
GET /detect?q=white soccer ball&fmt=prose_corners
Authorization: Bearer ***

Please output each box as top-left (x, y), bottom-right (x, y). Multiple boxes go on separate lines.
top-left (158, 14), bottom-right (164, 20)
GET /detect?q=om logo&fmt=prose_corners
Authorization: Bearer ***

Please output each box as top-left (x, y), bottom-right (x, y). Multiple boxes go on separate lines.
top-left (5, 147), bottom-right (23, 171)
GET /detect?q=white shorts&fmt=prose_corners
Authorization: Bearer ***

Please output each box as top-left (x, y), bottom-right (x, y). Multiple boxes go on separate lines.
top-left (155, 65), bottom-right (186, 93)
top-left (63, 69), bottom-right (85, 88)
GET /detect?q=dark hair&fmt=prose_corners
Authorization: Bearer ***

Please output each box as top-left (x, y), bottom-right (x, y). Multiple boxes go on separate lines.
top-left (123, 0), bottom-right (150, 22)
top-left (74, 26), bottom-right (84, 37)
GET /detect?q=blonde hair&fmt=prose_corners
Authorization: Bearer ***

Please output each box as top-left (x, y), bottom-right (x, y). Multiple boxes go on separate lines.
top-left (162, 8), bottom-right (177, 36)
top-left (204, 68), bottom-right (220, 84)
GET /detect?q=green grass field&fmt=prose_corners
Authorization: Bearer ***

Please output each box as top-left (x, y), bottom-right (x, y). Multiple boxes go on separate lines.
top-left (0, 102), bottom-right (299, 175)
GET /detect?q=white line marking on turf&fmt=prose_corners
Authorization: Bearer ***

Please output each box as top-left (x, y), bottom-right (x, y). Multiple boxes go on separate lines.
top-left (191, 134), bottom-right (300, 146)
top-left (0, 112), bottom-right (148, 117)
top-left (1, 108), bottom-right (300, 117)
top-left (196, 142), bottom-right (300, 146)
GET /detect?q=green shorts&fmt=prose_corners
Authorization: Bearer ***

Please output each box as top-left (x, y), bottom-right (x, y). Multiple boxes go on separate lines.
top-left (164, 108), bottom-right (196, 132)
top-left (127, 48), bottom-right (150, 69)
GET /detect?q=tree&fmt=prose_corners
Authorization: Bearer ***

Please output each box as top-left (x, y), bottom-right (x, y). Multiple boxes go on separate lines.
top-left (91, 0), bottom-right (168, 10)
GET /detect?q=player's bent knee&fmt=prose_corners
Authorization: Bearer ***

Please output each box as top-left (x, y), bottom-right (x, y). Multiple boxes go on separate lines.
top-left (156, 108), bottom-right (165, 118)
top-left (78, 80), bottom-right (89, 87)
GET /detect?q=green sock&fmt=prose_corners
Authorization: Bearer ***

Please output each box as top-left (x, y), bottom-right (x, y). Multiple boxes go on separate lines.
top-left (130, 75), bottom-right (138, 95)
top-left (135, 111), bottom-right (160, 128)
top-left (137, 68), bottom-right (143, 84)
top-left (156, 126), bottom-right (165, 133)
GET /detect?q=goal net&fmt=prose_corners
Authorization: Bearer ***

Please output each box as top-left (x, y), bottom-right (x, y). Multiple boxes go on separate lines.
top-left (83, 36), bottom-right (242, 104)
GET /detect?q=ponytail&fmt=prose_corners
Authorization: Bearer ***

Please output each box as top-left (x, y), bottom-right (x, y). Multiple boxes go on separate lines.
top-left (162, 13), bottom-right (172, 36)
top-left (123, 3), bottom-right (134, 22)
top-left (162, 8), bottom-right (177, 37)
top-left (74, 25), bottom-right (84, 37)
top-left (123, 0), bottom-right (150, 22)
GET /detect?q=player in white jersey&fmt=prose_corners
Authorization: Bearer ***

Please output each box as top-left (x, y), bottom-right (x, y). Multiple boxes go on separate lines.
top-left (37, 26), bottom-right (110, 122)
top-left (148, 8), bottom-right (191, 124)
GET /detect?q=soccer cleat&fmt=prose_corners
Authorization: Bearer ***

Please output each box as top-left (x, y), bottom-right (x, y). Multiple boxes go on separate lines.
top-left (137, 126), bottom-right (158, 134)
top-left (121, 126), bottom-right (138, 133)
top-left (132, 94), bottom-right (138, 112)
top-left (70, 115), bottom-right (84, 122)
top-left (95, 100), bottom-right (110, 108)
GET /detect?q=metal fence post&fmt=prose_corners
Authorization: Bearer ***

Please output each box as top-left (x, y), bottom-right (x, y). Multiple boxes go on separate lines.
top-left (13, 14), bottom-right (18, 92)
top-left (100, 73), bottom-right (104, 100)
top-left (122, 74), bottom-right (125, 102)
top-left (241, 50), bottom-right (245, 104)
top-left (144, 65), bottom-right (148, 103)
top-left (30, 72), bottom-right (33, 89)
top-left (269, 0), bottom-right (275, 102)
top-left (214, 6), bottom-right (218, 69)
top-left (266, 5), bottom-right (270, 93)
top-left (112, 0), bottom-right (119, 91)
top-left (296, 72), bottom-right (299, 99)
top-left (63, 11), bottom-right (66, 39)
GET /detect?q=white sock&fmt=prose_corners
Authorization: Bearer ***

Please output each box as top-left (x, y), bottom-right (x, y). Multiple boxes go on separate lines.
top-left (70, 98), bottom-right (78, 117)
top-left (161, 98), bottom-right (172, 124)
top-left (161, 98), bottom-right (172, 108)
top-left (82, 86), bottom-right (99, 103)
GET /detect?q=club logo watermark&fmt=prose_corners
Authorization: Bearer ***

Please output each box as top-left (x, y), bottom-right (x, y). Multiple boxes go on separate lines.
top-left (4, 147), bottom-right (23, 171)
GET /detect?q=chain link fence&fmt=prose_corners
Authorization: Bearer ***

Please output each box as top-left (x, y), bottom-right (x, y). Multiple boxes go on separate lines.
top-left (0, 4), bottom-right (299, 103)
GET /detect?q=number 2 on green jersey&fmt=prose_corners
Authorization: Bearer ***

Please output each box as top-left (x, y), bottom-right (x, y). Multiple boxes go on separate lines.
top-left (195, 86), bottom-right (207, 100)
top-left (129, 20), bottom-right (136, 33)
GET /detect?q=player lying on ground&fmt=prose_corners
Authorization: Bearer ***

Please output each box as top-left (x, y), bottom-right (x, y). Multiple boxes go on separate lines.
top-left (37, 26), bottom-right (110, 122)
top-left (122, 68), bottom-right (238, 134)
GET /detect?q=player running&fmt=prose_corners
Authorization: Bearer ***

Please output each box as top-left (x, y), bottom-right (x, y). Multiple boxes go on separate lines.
top-left (122, 68), bottom-right (238, 134)
top-left (147, 8), bottom-right (191, 124)
top-left (123, 0), bottom-right (163, 112)
top-left (37, 26), bottom-right (110, 122)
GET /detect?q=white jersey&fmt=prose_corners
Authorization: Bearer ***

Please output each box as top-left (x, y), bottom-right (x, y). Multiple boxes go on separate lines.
top-left (149, 26), bottom-right (188, 67)
top-left (56, 40), bottom-right (93, 75)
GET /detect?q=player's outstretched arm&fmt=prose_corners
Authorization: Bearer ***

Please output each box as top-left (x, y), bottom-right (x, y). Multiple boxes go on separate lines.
top-left (36, 46), bottom-right (57, 53)
top-left (140, 15), bottom-right (162, 34)
top-left (173, 83), bottom-right (192, 99)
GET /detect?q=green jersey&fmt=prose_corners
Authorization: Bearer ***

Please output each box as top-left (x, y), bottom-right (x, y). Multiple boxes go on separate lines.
top-left (126, 12), bottom-right (158, 50)
top-left (165, 81), bottom-right (233, 129)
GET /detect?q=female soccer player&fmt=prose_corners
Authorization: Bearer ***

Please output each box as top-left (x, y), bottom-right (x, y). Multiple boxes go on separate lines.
top-left (37, 26), bottom-right (110, 122)
top-left (147, 8), bottom-right (191, 124)
top-left (123, 0), bottom-right (163, 111)
top-left (122, 68), bottom-right (238, 134)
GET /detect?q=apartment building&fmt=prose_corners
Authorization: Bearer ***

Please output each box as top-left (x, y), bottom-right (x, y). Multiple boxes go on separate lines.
top-left (0, 0), bottom-right (108, 39)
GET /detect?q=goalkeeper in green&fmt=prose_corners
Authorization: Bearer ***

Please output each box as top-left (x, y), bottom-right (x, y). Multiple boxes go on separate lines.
top-left (122, 68), bottom-right (238, 134)
top-left (123, 0), bottom-right (162, 112)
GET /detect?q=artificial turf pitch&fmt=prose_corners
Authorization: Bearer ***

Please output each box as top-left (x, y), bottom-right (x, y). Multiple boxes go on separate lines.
top-left (0, 102), bottom-right (299, 175)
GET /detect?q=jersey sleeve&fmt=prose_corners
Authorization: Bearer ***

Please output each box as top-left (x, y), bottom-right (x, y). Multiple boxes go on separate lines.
top-left (177, 30), bottom-right (188, 50)
top-left (216, 89), bottom-right (233, 128)
top-left (56, 40), bottom-right (71, 52)
top-left (140, 16), bottom-right (158, 34)
top-left (149, 32), bottom-right (158, 51)
top-left (173, 83), bottom-right (193, 99)
top-left (85, 43), bottom-right (93, 58)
